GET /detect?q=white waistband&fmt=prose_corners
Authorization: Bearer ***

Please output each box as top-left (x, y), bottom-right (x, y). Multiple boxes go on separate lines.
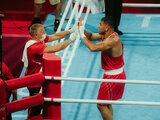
top-left (104, 67), bottom-right (123, 75)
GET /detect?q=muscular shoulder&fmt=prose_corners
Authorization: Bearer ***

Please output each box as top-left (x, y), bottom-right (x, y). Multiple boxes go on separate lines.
top-left (110, 35), bottom-right (120, 42)
top-left (104, 35), bottom-right (120, 45)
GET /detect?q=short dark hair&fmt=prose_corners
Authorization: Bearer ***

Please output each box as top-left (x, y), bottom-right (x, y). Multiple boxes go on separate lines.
top-left (29, 24), bottom-right (43, 36)
top-left (101, 16), bottom-right (115, 29)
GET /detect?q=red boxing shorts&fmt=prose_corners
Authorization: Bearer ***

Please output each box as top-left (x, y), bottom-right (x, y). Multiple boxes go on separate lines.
top-left (97, 70), bottom-right (126, 105)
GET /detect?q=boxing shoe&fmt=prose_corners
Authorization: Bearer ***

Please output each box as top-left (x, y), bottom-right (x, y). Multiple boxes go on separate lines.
top-left (54, 19), bottom-right (60, 32)
top-left (28, 17), bottom-right (41, 30)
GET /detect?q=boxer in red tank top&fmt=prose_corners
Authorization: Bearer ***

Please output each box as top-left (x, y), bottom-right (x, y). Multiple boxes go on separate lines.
top-left (79, 16), bottom-right (126, 120)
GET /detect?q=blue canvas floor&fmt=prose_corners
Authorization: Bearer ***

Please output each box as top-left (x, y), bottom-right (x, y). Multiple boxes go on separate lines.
top-left (12, 13), bottom-right (160, 120)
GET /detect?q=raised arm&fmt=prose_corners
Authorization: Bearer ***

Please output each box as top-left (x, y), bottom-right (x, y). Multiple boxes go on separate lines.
top-left (48, 22), bottom-right (78, 42)
top-left (78, 16), bottom-right (102, 41)
top-left (84, 30), bottom-right (102, 41)
top-left (43, 38), bottom-right (72, 53)
top-left (47, 30), bottom-right (71, 42)
top-left (80, 36), bottom-right (117, 52)
top-left (79, 25), bottom-right (118, 52)
top-left (43, 31), bottom-right (77, 53)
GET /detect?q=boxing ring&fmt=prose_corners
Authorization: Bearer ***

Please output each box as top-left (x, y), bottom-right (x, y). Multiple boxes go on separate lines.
top-left (1, 53), bottom-right (160, 120)
top-left (1, 0), bottom-right (160, 119)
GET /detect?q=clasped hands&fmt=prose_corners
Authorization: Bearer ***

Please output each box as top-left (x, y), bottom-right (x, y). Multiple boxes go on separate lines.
top-left (69, 17), bottom-right (85, 41)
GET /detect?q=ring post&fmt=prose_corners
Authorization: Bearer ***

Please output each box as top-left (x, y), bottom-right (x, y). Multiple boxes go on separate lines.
top-left (42, 53), bottom-right (61, 120)
top-left (0, 79), bottom-right (6, 120)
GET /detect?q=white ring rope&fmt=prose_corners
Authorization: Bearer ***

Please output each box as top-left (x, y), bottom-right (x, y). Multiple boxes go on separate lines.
top-left (45, 76), bottom-right (160, 85)
top-left (123, 3), bottom-right (160, 8)
top-left (61, 0), bottom-right (86, 64)
top-left (44, 98), bottom-right (160, 106)
top-left (62, 3), bottom-right (91, 77)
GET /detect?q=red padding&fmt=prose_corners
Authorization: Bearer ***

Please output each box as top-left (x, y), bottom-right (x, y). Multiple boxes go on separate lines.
top-left (6, 73), bottom-right (45, 90)
top-left (42, 53), bottom-right (61, 120)
top-left (0, 79), bottom-right (6, 120)
top-left (6, 93), bottom-right (44, 114)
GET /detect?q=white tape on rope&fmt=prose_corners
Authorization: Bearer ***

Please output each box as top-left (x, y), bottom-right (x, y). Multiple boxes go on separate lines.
top-left (44, 98), bottom-right (160, 106)
top-left (45, 76), bottom-right (160, 85)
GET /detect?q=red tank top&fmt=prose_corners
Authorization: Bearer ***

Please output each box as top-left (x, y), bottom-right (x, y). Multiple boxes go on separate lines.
top-left (101, 32), bottom-right (124, 70)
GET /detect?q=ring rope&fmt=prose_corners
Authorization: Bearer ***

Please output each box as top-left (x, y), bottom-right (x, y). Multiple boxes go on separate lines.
top-left (45, 76), bottom-right (160, 85)
top-left (123, 3), bottom-right (160, 8)
top-left (44, 98), bottom-right (160, 106)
